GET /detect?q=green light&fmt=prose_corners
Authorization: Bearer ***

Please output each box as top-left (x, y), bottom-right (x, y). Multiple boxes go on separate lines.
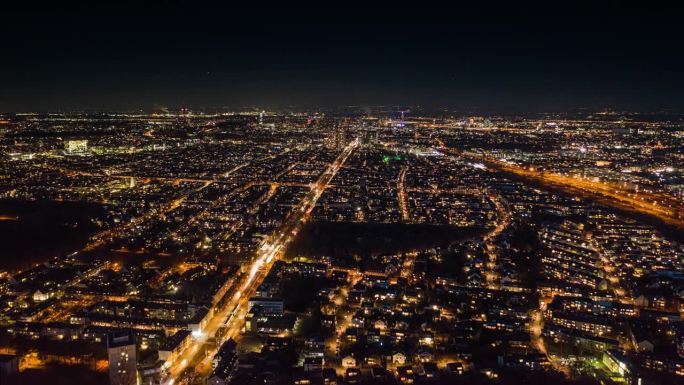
top-left (382, 154), bottom-right (402, 163)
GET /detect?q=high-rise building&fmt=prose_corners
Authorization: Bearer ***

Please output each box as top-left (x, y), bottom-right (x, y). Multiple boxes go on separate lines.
top-left (326, 121), bottom-right (348, 150)
top-left (107, 332), bottom-right (137, 385)
top-left (359, 128), bottom-right (377, 147)
top-left (178, 106), bottom-right (192, 128)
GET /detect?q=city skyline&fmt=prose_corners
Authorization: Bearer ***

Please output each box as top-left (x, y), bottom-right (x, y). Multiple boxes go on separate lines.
top-left (1, 3), bottom-right (684, 385)
top-left (1, 111), bottom-right (683, 385)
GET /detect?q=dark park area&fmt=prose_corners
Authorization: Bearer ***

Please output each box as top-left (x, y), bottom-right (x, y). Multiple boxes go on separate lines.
top-left (0, 199), bottom-right (106, 271)
top-left (286, 221), bottom-right (486, 258)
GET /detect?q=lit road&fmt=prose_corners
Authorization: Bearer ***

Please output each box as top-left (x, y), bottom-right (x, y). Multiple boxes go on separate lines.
top-left (400, 251), bottom-right (419, 280)
top-left (164, 139), bottom-right (358, 384)
top-left (589, 238), bottom-right (629, 302)
top-left (397, 165), bottom-right (410, 222)
top-left (325, 272), bottom-right (362, 376)
top-left (482, 193), bottom-right (511, 289)
top-left (529, 309), bottom-right (545, 354)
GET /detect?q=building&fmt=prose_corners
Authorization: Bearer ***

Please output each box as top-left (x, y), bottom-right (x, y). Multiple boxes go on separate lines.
top-left (158, 330), bottom-right (192, 366)
top-left (342, 355), bottom-right (357, 368)
top-left (107, 332), bottom-right (138, 385)
top-left (303, 356), bottom-right (323, 372)
top-left (603, 350), bottom-right (640, 385)
top-left (247, 297), bottom-right (284, 315)
top-left (0, 354), bottom-right (19, 379)
top-left (326, 122), bottom-right (349, 150)
top-left (138, 358), bottom-right (164, 385)
top-left (64, 139), bottom-right (88, 155)
top-left (209, 339), bottom-right (238, 385)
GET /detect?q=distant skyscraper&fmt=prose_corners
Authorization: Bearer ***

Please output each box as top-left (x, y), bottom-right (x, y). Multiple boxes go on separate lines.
top-left (107, 332), bottom-right (137, 385)
top-left (178, 106), bottom-right (192, 128)
top-left (326, 121), bottom-right (348, 150)
top-left (360, 129), bottom-right (377, 147)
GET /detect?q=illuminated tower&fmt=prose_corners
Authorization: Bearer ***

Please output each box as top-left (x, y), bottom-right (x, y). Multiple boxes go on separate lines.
top-left (179, 105), bottom-right (191, 128)
top-left (337, 123), bottom-right (348, 149)
top-left (107, 332), bottom-right (137, 385)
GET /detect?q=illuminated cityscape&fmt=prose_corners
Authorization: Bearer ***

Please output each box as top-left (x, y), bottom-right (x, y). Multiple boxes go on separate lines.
top-left (0, 110), bottom-right (682, 385)
top-left (1, 3), bottom-right (684, 385)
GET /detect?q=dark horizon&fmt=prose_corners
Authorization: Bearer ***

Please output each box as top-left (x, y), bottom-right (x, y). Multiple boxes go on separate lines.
top-left (2, 2), bottom-right (683, 113)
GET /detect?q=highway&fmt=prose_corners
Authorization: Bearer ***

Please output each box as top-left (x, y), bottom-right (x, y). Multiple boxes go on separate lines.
top-left (164, 139), bottom-right (358, 384)
top-left (436, 142), bottom-right (684, 229)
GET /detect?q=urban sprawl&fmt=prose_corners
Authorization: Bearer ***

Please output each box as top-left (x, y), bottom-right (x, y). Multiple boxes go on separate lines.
top-left (0, 109), bottom-right (683, 385)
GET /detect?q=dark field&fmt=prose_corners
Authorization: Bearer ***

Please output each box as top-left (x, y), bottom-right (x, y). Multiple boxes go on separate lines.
top-left (0, 199), bottom-right (106, 271)
top-left (4, 365), bottom-right (107, 385)
top-left (286, 221), bottom-right (486, 258)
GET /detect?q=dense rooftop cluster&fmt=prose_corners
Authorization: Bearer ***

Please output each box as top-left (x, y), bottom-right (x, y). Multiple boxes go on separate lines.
top-left (0, 110), bottom-right (682, 385)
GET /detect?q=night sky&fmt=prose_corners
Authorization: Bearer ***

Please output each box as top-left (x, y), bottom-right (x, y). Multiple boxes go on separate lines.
top-left (1, 2), bottom-right (683, 112)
